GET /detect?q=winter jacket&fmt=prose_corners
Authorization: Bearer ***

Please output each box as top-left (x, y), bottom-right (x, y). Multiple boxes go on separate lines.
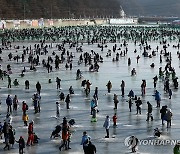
top-left (81, 134), bottom-right (90, 146)
top-left (22, 115), bottom-right (29, 122)
top-left (87, 141), bottom-right (96, 154)
top-left (155, 91), bottom-right (161, 101)
top-left (166, 110), bottom-right (172, 121)
top-left (6, 97), bottom-right (12, 106)
top-left (22, 103), bottom-right (27, 111)
top-left (103, 117), bottom-right (110, 129)
top-left (148, 104), bottom-right (152, 113)
top-left (18, 138), bottom-right (25, 148)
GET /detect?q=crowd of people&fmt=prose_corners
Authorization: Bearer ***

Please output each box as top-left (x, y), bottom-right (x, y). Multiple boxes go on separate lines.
top-left (0, 25), bottom-right (179, 153)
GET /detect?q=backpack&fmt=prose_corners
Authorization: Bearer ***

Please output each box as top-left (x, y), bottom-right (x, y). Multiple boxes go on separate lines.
top-left (26, 104), bottom-right (29, 110)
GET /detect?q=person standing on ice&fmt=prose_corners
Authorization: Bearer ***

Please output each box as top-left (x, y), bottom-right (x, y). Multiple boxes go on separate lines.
top-left (106, 80), bottom-right (112, 93)
top-left (146, 101), bottom-right (153, 121)
top-left (13, 95), bottom-right (18, 111)
top-left (81, 131), bottom-right (91, 154)
top-left (22, 113), bottom-right (29, 126)
top-left (93, 94), bottom-right (99, 112)
top-left (94, 87), bottom-right (98, 100)
top-left (166, 108), bottom-right (173, 128)
top-left (59, 117), bottom-right (71, 151)
top-left (160, 105), bottom-right (167, 125)
top-left (103, 115), bottom-right (110, 138)
top-left (113, 94), bottom-right (119, 110)
top-left (128, 98), bottom-right (133, 112)
top-left (76, 69), bottom-right (82, 80)
top-left (136, 55), bottom-right (140, 63)
top-left (141, 80), bottom-right (146, 96)
top-left (154, 90), bottom-right (161, 108)
top-left (87, 140), bottom-right (96, 154)
top-left (56, 77), bottom-right (61, 90)
top-left (112, 113), bottom-right (117, 126)
top-left (7, 75), bottom-right (11, 88)
top-left (120, 80), bottom-right (125, 96)
top-left (6, 95), bottom-right (12, 113)
top-left (128, 58), bottom-right (131, 66)
top-left (91, 106), bottom-right (97, 122)
top-left (86, 80), bottom-right (92, 94)
top-left (22, 101), bottom-right (28, 115)
top-left (27, 121), bottom-right (34, 146)
top-left (153, 75), bottom-right (158, 88)
top-left (129, 135), bottom-right (139, 153)
top-left (90, 99), bottom-right (95, 115)
top-left (168, 89), bottom-right (172, 99)
top-left (65, 94), bottom-right (71, 109)
top-left (36, 81), bottom-right (41, 94)
top-left (3, 128), bottom-right (10, 150)
top-left (135, 97), bottom-right (142, 114)
top-left (16, 136), bottom-right (25, 154)
top-left (36, 93), bottom-right (41, 113)
top-left (56, 102), bottom-right (60, 116)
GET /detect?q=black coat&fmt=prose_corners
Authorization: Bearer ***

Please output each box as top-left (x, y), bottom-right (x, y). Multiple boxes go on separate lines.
top-left (135, 100), bottom-right (142, 107)
top-left (9, 129), bottom-right (15, 145)
top-left (18, 138), bottom-right (25, 148)
top-left (86, 142), bottom-right (96, 154)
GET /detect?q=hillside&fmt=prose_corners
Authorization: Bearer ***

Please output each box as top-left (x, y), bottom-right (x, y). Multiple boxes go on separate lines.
top-left (120, 0), bottom-right (180, 17)
top-left (0, 0), bottom-right (179, 19)
top-left (0, 0), bottom-right (120, 19)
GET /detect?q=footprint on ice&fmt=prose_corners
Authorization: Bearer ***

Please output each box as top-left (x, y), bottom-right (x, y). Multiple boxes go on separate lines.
top-left (70, 93), bottom-right (81, 96)
top-left (123, 124), bottom-right (133, 127)
top-left (50, 116), bottom-right (59, 119)
top-left (104, 93), bottom-right (114, 96)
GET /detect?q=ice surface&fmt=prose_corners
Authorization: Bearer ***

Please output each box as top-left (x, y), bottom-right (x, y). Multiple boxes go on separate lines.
top-left (0, 29), bottom-right (179, 154)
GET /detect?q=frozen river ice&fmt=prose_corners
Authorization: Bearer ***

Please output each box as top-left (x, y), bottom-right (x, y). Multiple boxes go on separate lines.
top-left (0, 36), bottom-right (180, 154)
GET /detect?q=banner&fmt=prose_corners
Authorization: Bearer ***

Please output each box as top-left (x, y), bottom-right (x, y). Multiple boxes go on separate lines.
top-left (32, 20), bottom-right (38, 27)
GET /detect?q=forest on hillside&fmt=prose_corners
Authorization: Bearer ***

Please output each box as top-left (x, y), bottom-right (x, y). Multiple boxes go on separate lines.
top-left (0, 0), bottom-right (179, 19)
top-left (0, 0), bottom-right (120, 19)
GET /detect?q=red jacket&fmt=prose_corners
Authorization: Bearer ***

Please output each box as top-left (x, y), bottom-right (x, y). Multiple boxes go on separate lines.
top-left (22, 103), bottom-right (26, 111)
top-left (28, 123), bottom-right (33, 134)
top-left (113, 115), bottom-right (117, 123)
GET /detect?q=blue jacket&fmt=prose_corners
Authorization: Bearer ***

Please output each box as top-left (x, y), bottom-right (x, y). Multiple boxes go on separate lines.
top-left (6, 97), bottom-right (12, 106)
top-left (155, 91), bottom-right (161, 101)
top-left (90, 100), bottom-right (95, 108)
top-left (81, 134), bottom-right (91, 146)
top-left (103, 117), bottom-right (110, 129)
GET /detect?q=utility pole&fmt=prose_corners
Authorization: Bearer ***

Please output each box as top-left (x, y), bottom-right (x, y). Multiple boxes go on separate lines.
top-left (23, 2), bottom-right (25, 20)
top-left (51, 4), bottom-right (52, 19)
